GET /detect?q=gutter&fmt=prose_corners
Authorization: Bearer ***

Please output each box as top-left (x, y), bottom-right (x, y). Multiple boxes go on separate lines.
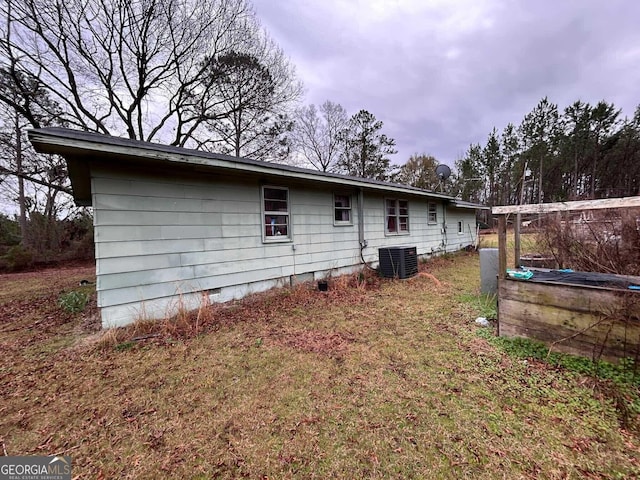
top-left (28, 127), bottom-right (460, 203)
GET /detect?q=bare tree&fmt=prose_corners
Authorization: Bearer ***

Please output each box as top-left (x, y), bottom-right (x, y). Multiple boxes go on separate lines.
top-left (293, 100), bottom-right (348, 171)
top-left (198, 33), bottom-right (302, 161)
top-left (0, 0), bottom-right (259, 145)
top-left (0, 107), bottom-right (30, 241)
top-left (0, 66), bottom-right (71, 246)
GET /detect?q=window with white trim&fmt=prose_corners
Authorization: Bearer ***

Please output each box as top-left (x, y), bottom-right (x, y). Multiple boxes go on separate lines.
top-left (458, 221), bottom-right (463, 234)
top-left (428, 202), bottom-right (437, 224)
top-left (334, 194), bottom-right (352, 225)
top-left (385, 199), bottom-right (409, 234)
top-left (262, 186), bottom-right (290, 241)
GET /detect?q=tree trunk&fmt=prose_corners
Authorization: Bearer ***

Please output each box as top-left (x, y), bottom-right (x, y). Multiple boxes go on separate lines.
top-left (15, 113), bottom-right (28, 246)
top-left (573, 149), bottom-right (578, 199)
top-left (234, 88), bottom-right (243, 158)
top-left (591, 157), bottom-right (596, 198)
top-left (538, 153), bottom-right (543, 203)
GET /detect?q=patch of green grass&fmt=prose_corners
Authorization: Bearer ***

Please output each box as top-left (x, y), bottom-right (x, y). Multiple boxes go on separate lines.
top-left (477, 329), bottom-right (640, 386)
top-left (458, 292), bottom-right (497, 319)
top-left (477, 329), bottom-right (640, 427)
top-left (115, 341), bottom-right (135, 351)
top-left (23, 335), bottom-right (76, 357)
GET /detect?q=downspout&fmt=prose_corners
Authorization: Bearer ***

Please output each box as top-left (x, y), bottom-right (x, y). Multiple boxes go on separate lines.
top-left (358, 188), bottom-right (376, 271)
top-left (358, 187), bottom-right (365, 247)
top-left (441, 202), bottom-right (448, 252)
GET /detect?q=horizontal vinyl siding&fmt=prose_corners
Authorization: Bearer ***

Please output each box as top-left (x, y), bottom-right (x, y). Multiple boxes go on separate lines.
top-left (360, 194), bottom-right (449, 263)
top-left (444, 207), bottom-right (477, 251)
top-left (92, 170), bottom-right (261, 320)
top-left (91, 171), bottom-right (363, 325)
top-left (289, 188), bottom-right (360, 273)
top-left (91, 167), bottom-right (478, 327)
top-left (99, 266), bottom-right (290, 306)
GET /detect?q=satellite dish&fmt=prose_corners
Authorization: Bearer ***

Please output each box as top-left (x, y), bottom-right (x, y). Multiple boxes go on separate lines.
top-left (435, 164), bottom-right (451, 181)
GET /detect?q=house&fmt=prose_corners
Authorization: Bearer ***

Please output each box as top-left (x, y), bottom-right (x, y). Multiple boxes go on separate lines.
top-left (29, 128), bottom-right (484, 328)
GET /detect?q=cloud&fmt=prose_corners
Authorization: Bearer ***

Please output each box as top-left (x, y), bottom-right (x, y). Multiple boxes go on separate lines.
top-left (253, 0), bottom-right (640, 165)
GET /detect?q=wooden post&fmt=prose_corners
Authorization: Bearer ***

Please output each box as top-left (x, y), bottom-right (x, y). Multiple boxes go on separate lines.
top-left (498, 215), bottom-right (507, 280)
top-left (514, 212), bottom-right (521, 268)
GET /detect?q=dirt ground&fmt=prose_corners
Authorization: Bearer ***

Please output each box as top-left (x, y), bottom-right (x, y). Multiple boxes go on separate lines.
top-left (0, 263), bottom-right (99, 351)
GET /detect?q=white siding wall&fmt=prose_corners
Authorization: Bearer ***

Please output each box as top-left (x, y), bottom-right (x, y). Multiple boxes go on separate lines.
top-left (444, 206), bottom-right (478, 251)
top-left (359, 195), bottom-right (477, 262)
top-left (91, 167), bottom-right (477, 327)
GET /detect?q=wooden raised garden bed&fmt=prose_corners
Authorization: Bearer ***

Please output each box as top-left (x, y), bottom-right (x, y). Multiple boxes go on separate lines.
top-left (493, 197), bottom-right (640, 363)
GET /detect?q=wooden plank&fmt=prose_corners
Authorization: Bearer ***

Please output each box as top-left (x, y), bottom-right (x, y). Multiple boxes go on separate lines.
top-left (498, 215), bottom-right (507, 280)
top-left (498, 322), bottom-right (638, 362)
top-left (514, 212), bottom-right (521, 268)
top-left (498, 298), bottom-right (640, 345)
top-left (499, 322), bottom-right (617, 360)
top-left (499, 278), bottom-right (639, 313)
top-left (498, 279), bottom-right (640, 362)
top-left (492, 196), bottom-right (640, 215)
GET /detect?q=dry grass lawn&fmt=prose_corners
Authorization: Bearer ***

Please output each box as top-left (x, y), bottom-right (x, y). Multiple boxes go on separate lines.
top-left (1, 253), bottom-right (639, 479)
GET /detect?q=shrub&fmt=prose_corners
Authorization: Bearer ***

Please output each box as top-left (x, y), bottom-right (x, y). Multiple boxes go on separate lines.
top-left (0, 214), bottom-right (20, 246)
top-left (58, 290), bottom-right (90, 314)
top-left (537, 208), bottom-right (640, 275)
top-left (2, 245), bottom-right (33, 271)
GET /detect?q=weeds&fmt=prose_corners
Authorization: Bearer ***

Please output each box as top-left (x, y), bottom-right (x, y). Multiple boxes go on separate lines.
top-left (477, 329), bottom-right (640, 428)
top-left (537, 208), bottom-right (640, 275)
top-left (458, 292), bottom-right (497, 319)
top-left (115, 341), bottom-right (134, 351)
top-left (58, 290), bottom-right (89, 314)
top-left (477, 330), bottom-right (640, 385)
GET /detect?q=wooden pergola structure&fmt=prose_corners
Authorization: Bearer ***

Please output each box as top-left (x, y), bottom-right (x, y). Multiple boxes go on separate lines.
top-left (492, 196), bottom-right (640, 282)
top-left (490, 196), bottom-right (640, 362)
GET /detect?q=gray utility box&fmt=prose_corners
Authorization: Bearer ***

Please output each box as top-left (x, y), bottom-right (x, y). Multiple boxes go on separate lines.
top-left (480, 248), bottom-right (499, 294)
top-left (379, 246), bottom-right (418, 279)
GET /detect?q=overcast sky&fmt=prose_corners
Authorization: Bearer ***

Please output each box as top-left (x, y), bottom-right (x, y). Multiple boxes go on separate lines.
top-left (252, 0), bottom-right (640, 167)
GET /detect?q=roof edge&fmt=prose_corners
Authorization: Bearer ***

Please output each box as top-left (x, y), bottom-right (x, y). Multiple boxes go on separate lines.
top-left (28, 127), bottom-right (478, 205)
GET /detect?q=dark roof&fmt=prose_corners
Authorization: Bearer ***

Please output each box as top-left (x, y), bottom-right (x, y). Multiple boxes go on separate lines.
top-left (28, 127), bottom-right (487, 210)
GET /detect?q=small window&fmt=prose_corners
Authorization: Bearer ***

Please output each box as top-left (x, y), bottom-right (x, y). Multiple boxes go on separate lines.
top-left (428, 202), bottom-right (437, 224)
top-left (385, 199), bottom-right (409, 234)
top-left (334, 194), bottom-right (352, 225)
top-left (458, 221), bottom-right (463, 234)
top-left (262, 186), bottom-right (290, 241)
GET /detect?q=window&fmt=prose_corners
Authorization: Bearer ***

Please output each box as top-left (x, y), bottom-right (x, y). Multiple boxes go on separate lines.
top-left (428, 202), bottom-right (437, 224)
top-left (458, 221), bottom-right (463, 234)
top-left (334, 194), bottom-right (352, 225)
top-left (385, 199), bottom-right (409, 234)
top-left (262, 186), bottom-right (290, 241)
